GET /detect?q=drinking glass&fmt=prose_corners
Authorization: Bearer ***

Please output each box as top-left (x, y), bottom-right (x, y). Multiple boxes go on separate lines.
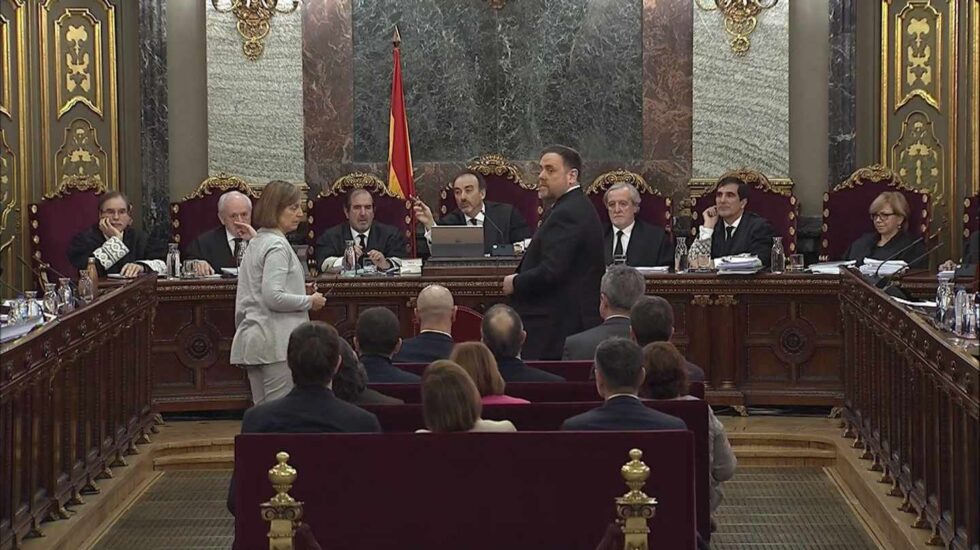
top-left (789, 254), bottom-right (805, 272)
top-left (42, 283), bottom-right (59, 316)
top-left (58, 278), bottom-right (75, 313)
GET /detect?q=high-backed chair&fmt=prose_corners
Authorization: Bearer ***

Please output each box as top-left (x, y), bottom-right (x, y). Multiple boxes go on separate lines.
top-left (170, 173), bottom-right (259, 254)
top-left (439, 154), bottom-right (542, 228)
top-left (29, 179), bottom-right (107, 283)
top-left (585, 169), bottom-right (673, 234)
top-left (820, 164), bottom-right (930, 261)
top-left (307, 172), bottom-right (413, 269)
top-left (964, 194), bottom-right (979, 241)
top-left (690, 168), bottom-right (800, 253)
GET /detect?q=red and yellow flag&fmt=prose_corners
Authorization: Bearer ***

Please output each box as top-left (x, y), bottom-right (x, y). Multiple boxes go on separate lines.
top-left (387, 28), bottom-right (414, 201)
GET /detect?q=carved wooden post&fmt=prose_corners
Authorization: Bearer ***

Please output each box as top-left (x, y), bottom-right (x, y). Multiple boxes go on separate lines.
top-left (261, 452), bottom-right (303, 550)
top-left (615, 448), bottom-right (657, 550)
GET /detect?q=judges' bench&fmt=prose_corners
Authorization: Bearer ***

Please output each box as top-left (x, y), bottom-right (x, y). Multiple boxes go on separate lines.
top-left (150, 270), bottom-right (847, 412)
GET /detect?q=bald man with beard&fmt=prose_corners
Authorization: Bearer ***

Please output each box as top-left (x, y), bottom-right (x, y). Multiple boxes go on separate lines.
top-left (392, 285), bottom-right (458, 363)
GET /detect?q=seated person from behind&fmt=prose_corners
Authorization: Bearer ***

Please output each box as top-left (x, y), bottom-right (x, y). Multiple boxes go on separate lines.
top-left (183, 190), bottom-right (256, 275)
top-left (417, 360), bottom-right (517, 433)
top-left (333, 338), bottom-right (404, 405)
top-left (315, 188), bottom-right (407, 273)
top-left (355, 307), bottom-right (421, 383)
top-left (561, 338), bottom-right (685, 431)
top-left (563, 265), bottom-right (646, 361)
top-left (696, 176), bottom-right (776, 267)
top-left (641, 342), bottom-right (735, 514)
top-left (413, 169), bottom-right (532, 255)
top-left (603, 182), bottom-right (673, 267)
top-left (630, 295), bottom-right (705, 383)
top-left (227, 321), bottom-right (381, 515)
top-left (481, 304), bottom-right (565, 382)
top-left (450, 341), bottom-right (530, 405)
top-left (844, 191), bottom-right (926, 267)
top-left (393, 284), bottom-right (456, 363)
top-left (68, 191), bottom-right (167, 277)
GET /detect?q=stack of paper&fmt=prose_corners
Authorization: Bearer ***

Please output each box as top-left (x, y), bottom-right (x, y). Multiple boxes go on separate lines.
top-left (635, 266), bottom-right (671, 275)
top-left (808, 260), bottom-right (856, 275)
top-left (859, 259), bottom-right (908, 277)
top-left (716, 254), bottom-right (763, 274)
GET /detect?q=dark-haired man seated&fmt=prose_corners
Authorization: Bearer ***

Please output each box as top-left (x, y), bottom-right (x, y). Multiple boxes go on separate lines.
top-left (481, 304), bottom-right (565, 382)
top-left (227, 321), bottom-right (381, 515)
top-left (356, 307), bottom-right (421, 383)
top-left (695, 176), bottom-right (775, 267)
top-left (315, 189), bottom-right (407, 273)
top-left (68, 191), bottom-right (167, 277)
top-left (630, 296), bottom-right (705, 383)
top-left (561, 338), bottom-right (686, 431)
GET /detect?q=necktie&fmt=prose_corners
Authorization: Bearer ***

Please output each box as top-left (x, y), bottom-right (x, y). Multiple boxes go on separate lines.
top-left (469, 218), bottom-right (479, 226)
top-left (357, 234), bottom-right (367, 249)
top-left (725, 226), bottom-right (735, 241)
top-left (233, 238), bottom-right (243, 266)
top-left (613, 230), bottom-right (624, 258)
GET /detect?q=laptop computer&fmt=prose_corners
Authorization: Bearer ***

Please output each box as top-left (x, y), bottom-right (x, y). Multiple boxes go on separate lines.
top-left (430, 226), bottom-right (485, 257)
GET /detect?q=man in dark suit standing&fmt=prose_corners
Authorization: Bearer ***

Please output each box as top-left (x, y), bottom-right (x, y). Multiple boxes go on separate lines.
top-left (563, 265), bottom-right (646, 360)
top-left (603, 182), bottom-right (673, 267)
top-left (413, 170), bottom-right (533, 256)
top-left (561, 338), bottom-right (686, 431)
top-left (697, 177), bottom-right (776, 267)
top-left (227, 321), bottom-right (380, 515)
top-left (393, 284), bottom-right (456, 363)
top-left (630, 296), bottom-right (705, 383)
top-left (355, 307), bottom-right (421, 383)
top-left (184, 190), bottom-right (255, 275)
top-left (503, 145), bottom-right (606, 359)
top-left (314, 189), bottom-right (407, 273)
top-left (482, 304), bottom-right (565, 382)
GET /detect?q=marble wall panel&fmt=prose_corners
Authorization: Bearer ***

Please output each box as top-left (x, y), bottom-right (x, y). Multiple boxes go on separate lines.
top-left (692, 0), bottom-right (790, 179)
top-left (140, 0), bottom-right (170, 246)
top-left (828, 0), bottom-right (856, 188)
top-left (206, 3), bottom-right (305, 183)
top-left (643, 0), bottom-right (693, 163)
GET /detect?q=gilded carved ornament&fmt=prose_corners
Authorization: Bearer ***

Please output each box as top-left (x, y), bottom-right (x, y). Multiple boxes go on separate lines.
top-left (586, 169), bottom-right (661, 197)
top-left (891, 111), bottom-right (943, 200)
top-left (55, 8), bottom-right (103, 119)
top-left (0, 129), bottom-right (14, 253)
top-left (54, 118), bottom-right (107, 193)
top-left (321, 172), bottom-right (394, 198)
top-left (211, 0), bottom-right (299, 62)
top-left (466, 154), bottom-right (534, 190)
top-left (694, 0), bottom-right (779, 56)
top-left (179, 172), bottom-right (258, 202)
top-left (895, 0), bottom-right (942, 112)
top-left (0, 12), bottom-right (10, 119)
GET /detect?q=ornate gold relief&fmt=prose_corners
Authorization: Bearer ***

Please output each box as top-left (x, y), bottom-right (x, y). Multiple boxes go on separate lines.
top-left (211, 0), bottom-right (299, 61)
top-left (0, 12), bottom-right (10, 119)
top-left (180, 172), bottom-right (259, 201)
top-left (895, 0), bottom-right (941, 112)
top-left (54, 8), bottom-right (103, 119)
top-left (891, 111), bottom-right (944, 199)
top-left (0, 128), bottom-right (15, 253)
top-left (694, 0), bottom-right (779, 56)
top-left (55, 118), bottom-right (107, 190)
top-left (467, 154), bottom-right (534, 190)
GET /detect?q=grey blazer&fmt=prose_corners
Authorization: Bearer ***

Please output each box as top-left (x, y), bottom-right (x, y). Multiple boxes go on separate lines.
top-left (231, 229), bottom-right (312, 366)
top-left (562, 317), bottom-right (632, 360)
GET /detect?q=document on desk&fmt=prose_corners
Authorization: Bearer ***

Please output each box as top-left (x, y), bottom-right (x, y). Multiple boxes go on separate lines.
top-left (636, 266), bottom-right (671, 274)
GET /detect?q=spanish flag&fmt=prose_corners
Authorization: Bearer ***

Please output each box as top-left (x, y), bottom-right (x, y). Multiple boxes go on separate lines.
top-left (387, 27), bottom-right (414, 201)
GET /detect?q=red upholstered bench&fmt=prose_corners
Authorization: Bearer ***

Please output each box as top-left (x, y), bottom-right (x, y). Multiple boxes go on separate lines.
top-left (232, 431), bottom-right (697, 550)
top-left (360, 399), bottom-right (712, 542)
top-left (397, 360), bottom-right (594, 381)
top-left (368, 381), bottom-right (704, 402)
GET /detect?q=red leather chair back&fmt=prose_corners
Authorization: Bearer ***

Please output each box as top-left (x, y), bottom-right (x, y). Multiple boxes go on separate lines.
top-left (308, 172), bottom-right (414, 266)
top-left (585, 169), bottom-right (673, 234)
top-left (820, 165), bottom-right (930, 260)
top-left (964, 194), bottom-right (979, 240)
top-left (29, 181), bottom-right (105, 283)
top-left (691, 168), bottom-right (800, 253)
top-left (170, 174), bottom-right (258, 254)
top-left (439, 155), bottom-right (543, 228)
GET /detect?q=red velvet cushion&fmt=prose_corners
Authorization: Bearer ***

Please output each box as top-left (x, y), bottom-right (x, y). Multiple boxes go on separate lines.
top-left (584, 170), bottom-right (673, 233)
top-left (964, 194), bottom-right (979, 239)
top-left (29, 189), bottom-right (103, 281)
top-left (233, 431), bottom-right (697, 550)
top-left (440, 156), bottom-right (543, 228)
top-left (691, 172), bottom-right (799, 253)
top-left (820, 166), bottom-right (930, 260)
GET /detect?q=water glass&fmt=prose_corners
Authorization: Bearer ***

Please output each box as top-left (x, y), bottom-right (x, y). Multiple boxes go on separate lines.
top-left (166, 242), bottom-right (182, 279)
top-left (58, 278), bottom-right (75, 313)
top-left (42, 283), bottom-right (59, 316)
top-left (789, 254), bottom-right (805, 272)
top-left (8, 295), bottom-right (25, 322)
top-left (24, 291), bottom-right (41, 318)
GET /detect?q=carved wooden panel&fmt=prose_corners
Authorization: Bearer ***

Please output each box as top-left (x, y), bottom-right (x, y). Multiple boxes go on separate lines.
top-left (0, 0), bottom-right (26, 294)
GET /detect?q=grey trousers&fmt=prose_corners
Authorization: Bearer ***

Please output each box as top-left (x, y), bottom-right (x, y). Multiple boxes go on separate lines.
top-left (245, 362), bottom-right (293, 405)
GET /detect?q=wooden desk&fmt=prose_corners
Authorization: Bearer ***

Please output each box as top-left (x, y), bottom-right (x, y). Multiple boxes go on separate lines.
top-left (0, 277), bottom-right (157, 549)
top-left (151, 272), bottom-right (845, 412)
top-left (840, 269), bottom-right (978, 549)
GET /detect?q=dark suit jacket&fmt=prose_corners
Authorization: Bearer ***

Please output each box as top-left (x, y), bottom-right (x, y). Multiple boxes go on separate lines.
top-left (392, 331), bottom-right (455, 364)
top-left (361, 354), bottom-right (421, 383)
top-left (68, 225), bottom-right (166, 276)
top-left (560, 395), bottom-right (687, 431)
top-left (604, 219), bottom-right (674, 267)
top-left (512, 187), bottom-right (606, 359)
top-left (184, 226), bottom-right (237, 270)
top-left (495, 356), bottom-right (566, 382)
top-left (417, 201), bottom-right (532, 256)
top-left (227, 385), bottom-right (380, 514)
top-left (955, 233), bottom-right (978, 278)
top-left (684, 360), bottom-right (706, 383)
top-left (843, 231), bottom-right (927, 268)
top-left (562, 317), bottom-right (631, 360)
top-left (314, 222), bottom-right (408, 271)
top-left (706, 212), bottom-right (776, 267)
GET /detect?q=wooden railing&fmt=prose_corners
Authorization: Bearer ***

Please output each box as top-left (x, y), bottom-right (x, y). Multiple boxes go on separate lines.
top-left (0, 276), bottom-right (158, 549)
top-left (840, 269), bottom-right (979, 549)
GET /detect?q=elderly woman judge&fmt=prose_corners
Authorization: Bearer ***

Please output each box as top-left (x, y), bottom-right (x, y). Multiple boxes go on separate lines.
top-left (843, 191), bottom-right (927, 267)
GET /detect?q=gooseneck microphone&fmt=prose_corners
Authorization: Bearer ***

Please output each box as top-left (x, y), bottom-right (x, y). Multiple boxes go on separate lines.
top-left (480, 210), bottom-right (505, 241)
top-left (872, 221), bottom-right (945, 280)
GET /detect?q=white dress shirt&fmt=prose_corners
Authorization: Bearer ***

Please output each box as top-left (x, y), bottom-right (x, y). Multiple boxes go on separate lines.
top-left (697, 214), bottom-right (743, 242)
top-left (611, 221), bottom-right (635, 257)
top-left (322, 227), bottom-right (372, 271)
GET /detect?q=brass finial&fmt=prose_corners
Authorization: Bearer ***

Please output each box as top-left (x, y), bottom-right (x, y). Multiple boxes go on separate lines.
top-left (261, 451), bottom-right (303, 550)
top-left (615, 449), bottom-right (657, 550)
top-left (392, 26), bottom-right (401, 47)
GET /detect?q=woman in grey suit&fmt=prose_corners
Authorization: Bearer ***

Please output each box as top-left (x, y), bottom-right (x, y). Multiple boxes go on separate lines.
top-left (231, 180), bottom-right (327, 405)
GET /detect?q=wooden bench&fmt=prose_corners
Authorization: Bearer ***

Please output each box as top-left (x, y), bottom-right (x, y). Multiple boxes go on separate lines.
top-left (232, 431), bottom-right (697, 549)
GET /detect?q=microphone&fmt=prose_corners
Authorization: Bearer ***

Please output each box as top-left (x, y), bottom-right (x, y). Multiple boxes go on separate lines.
top-left (872, 222), bottom-right (945, 279)
top-left (877, 240), bottom-right (946, 299)
top-left (481, 210), bottom-right (505, 241)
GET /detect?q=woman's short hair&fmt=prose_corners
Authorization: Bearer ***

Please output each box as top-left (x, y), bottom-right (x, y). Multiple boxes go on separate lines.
top-left (421, 360), bottom-right (482, 432)
top-left (449, 342), bottom-right (505, 397)
top-left (253, 180), bottom-right (302, 229)
top-left (869, 191), bottom-right (910, 227)
top-left (640, 342), bottom-right (689, 399)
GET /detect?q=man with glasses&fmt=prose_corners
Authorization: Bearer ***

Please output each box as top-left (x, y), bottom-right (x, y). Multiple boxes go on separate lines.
top-left (68, 191), bottom-right (167, 277)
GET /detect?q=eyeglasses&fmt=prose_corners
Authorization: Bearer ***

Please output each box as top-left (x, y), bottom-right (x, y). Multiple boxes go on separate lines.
top-left (870, 212), bottom-right (901, 221)
top-left (100, 208), bottom-right (129, 217)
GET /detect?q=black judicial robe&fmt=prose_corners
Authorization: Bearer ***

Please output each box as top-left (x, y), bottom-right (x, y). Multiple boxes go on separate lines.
top-left (706, 212), bottom-right (776, 267)
top-left (67, 225), bottom-right (166, 276)
top-left (843, 231), bottom-right (927, 268)
top-left (603, 219), bottom-right (674, 267)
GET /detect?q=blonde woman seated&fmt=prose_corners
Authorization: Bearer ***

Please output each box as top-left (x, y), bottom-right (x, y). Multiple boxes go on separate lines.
top-left (418, 360), bottom-right (517, 433)
top-left (843, 191), bottom-right (926, 267)
top-left (450, 342), bottom-right (530, 405)
top-left (641, 342), bottom-right (736, 516)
